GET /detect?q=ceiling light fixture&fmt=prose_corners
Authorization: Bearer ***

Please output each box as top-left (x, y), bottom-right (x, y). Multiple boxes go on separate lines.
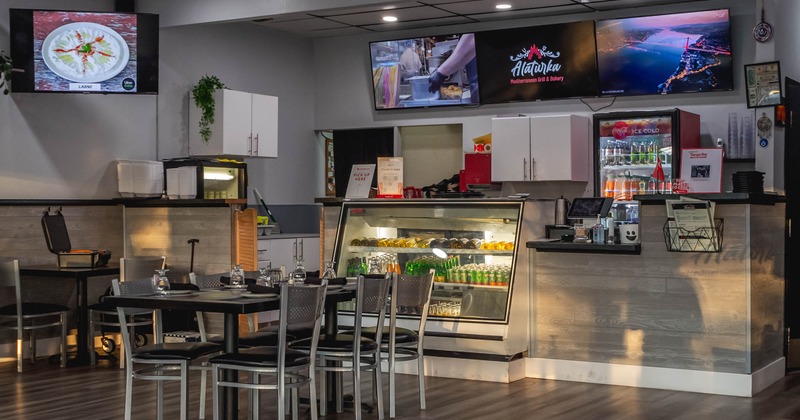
top-left (382, 15), bottom-right (398, 22)
top-left (496, 4), bottom-right (512, 10)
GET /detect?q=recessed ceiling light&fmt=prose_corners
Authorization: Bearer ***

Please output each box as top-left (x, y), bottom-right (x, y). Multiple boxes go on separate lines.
top-left (496, 4), bottom-right (512, 10)
top-left (383, 15), bottom-right (398, 22)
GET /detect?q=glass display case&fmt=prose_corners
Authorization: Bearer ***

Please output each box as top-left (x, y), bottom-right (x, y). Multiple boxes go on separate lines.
top-left (333, 199), bottom-right (528, 324)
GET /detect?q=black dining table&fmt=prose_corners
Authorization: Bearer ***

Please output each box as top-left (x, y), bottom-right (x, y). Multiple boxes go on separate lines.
top-left (19, 264), bottom-right (120, 366)
top-left (104, 285), bottom-right (355, 420)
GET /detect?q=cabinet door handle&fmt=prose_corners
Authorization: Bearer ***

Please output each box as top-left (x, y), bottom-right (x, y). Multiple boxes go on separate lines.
top-left (248, 134), bottom-right (253, 155)
top-left (523, 158), bottom-right (528, 181)
top-left (530, 157), bottom-right (535, 180)
top-left (254, 134), bottom-right (259, 156)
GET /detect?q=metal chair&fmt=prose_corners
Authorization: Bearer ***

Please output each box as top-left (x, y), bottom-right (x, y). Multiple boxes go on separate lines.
top-left (0, 259), bottom-right (68, 373)
top-left (209, 282), bottom-right (327, 420)
top-left (88, 256), bottom-right (166, 368)
top-left (113, 277), bottom-right (222, 420)
top-left (362, 269), bottom-right (434, 418)
top-left (293, 273), bottom-right (391, 419)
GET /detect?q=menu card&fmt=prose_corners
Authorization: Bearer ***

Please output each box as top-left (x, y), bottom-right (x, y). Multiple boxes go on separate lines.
top-left (345, 164), bottom-right (375, 198)
top-left (377, 157), bottom-right (403, 198)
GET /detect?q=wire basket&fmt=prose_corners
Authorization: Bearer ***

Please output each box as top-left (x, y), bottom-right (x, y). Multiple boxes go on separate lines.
top-left (663, 218), bottom-right (723, 252)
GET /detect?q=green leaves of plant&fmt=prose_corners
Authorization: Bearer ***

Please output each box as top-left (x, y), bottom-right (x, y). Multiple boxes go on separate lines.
top-left (191, 75), bottom-right (225, 142)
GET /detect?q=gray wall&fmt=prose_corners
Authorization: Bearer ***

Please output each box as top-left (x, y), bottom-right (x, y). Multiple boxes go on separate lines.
top-left (0, 0), bottom-right (157, 200)
top-left (2, 0), bottom-right (796, 202)
top-left (155, 22), bottom-right (323, 205)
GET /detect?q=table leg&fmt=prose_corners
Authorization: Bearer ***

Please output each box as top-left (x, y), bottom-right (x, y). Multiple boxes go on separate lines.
top-left (324, 300), bottom-right (340, 411)
top-left (223, 313), bottom-right (240, 420)
top-left (71, 275), bottom-right (91, 366)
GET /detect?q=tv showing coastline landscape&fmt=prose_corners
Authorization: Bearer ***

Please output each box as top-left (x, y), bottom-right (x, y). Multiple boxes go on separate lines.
top-left (596, 9), bottom-right (732, 96)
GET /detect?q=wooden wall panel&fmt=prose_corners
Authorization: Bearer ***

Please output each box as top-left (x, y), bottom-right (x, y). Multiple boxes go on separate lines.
top-left (124, 207), bottom-right (233, 282)
top-left (531, 202), bottom-right (784, 375)
top-left (0, 205), bottom-right (123, 346)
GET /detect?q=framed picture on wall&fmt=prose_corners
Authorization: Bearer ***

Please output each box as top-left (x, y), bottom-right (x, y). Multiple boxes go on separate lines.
top-left (745, 61), bottom-right (781, 108)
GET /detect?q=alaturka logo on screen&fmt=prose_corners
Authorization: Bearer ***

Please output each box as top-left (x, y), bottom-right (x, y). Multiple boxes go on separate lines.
top-left (509, 44), bottom-right (564, 84)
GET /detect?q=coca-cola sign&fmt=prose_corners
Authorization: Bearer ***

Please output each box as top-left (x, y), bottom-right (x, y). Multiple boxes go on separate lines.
top-left (612, 121), bottom-right (630, 140)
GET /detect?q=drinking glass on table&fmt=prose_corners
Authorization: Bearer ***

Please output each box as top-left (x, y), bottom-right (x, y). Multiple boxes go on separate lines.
top-left (321, 261), bottom-right (336, 282)
top-left (290, 258), bottom-right (306, 285)
top-left (229, 264), bottom-right (245, 289)
top-left (154, 269), bottom-right (170, 295)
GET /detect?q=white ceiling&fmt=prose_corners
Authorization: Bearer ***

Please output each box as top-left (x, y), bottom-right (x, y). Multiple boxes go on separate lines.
top-left (250, 0), bottom-right (716, 37)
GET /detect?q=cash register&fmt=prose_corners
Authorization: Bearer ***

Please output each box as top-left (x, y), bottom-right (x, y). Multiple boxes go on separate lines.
top-left (546, 197), bottom-right (614, 242)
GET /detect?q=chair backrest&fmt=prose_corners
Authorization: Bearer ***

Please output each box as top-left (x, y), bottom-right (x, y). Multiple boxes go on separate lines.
top-left (120, 256), bottom-right (166, 282)
top-left (353, 273), bottom-right (392, 357)
top-left (391, 269), bottom-right (434, 342)
top-left (189, 272), bottom-right (227, 289)
top-left (278, 282), bottom-right (327, 367)
top-left (112, 278), bottom-right (158, 361)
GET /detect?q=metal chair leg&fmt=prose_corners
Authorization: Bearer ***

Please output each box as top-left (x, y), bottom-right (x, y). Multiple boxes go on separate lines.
top-left (180, 361), bottom-right (189, 420)
top-left (199, 365), bottom-right (208, 420)
top-left (319, 359), bottom-right (327, 417)
top-left (417, 353), bottom-right (426, 410)
top-left (60, 312), bottom-right (67, 368)
top-left (211, 365), bottom-right (220, 420)
top-left (389, 353), bottom-right (396, 418)
top-left (375, 356), bottom-right (385, 420)
top-left (309, 364), bottom-right (319, 420)
top-left (354, 365), bottom-right (362, 420)
top-left (157, 375), bottom-right (165, 420)
top-left (30, 330), bottom-right (36, 364)
top-left (124, 360), bottom-right (134, 420)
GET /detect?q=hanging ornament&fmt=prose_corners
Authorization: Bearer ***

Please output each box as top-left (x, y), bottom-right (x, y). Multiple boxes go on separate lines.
top-left (757, 112), bottom-right (773, 141)
top-left (753, 4), bottom-right (773, 42)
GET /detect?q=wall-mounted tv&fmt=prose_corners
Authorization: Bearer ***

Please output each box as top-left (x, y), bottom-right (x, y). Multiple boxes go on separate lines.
top-left (596, 9), bottom-right (732, 97)
top-left (10, 9), bottom-right (159, 94)
top-left (369, 33), bottom-right (479, 110)
top-left (475, 21), bottom-right (599, 104)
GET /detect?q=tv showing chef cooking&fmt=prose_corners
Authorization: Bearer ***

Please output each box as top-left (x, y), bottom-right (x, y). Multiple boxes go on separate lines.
top-left (369, 33), bottom-right (479, 110)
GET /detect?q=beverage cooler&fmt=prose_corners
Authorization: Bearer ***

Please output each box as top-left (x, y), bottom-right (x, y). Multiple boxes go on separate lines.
top-left (594, 109), bottom-right (700, 198)
top-left (331, 198), bottom-right (552, 358)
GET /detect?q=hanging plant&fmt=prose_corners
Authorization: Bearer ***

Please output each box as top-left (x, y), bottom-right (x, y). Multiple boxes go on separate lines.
top-left (0, 50), bottom-right (13, 95)
top-left (191, 75), bottom-right (225, 142)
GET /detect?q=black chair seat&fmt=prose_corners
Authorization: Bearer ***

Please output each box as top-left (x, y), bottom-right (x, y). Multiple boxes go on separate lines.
top-left (209, 346), bottom-right (310, 368)
top-left (132, 341), bottom-right (221, 360)
top-left (361, 326), bottom-right (419, 344)
top-left (293, 334), bottom-right (378, 353)
top-left (0, 302), bottom-right (69, 316)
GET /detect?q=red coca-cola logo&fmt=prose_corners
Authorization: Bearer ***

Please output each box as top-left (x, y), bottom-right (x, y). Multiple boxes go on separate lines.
top-left (612, 121), bottom-right (629, 140)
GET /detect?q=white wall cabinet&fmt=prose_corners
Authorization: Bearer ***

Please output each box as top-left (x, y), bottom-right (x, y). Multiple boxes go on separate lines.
top-left (257, 236), bottom-right (320, 273)
top-left (189, 89), bottom-right (278, 158)
top-left (491, 115), bottom-right (589, 182)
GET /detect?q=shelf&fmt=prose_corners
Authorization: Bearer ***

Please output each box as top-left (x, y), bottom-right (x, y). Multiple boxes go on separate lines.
top-left (433, 282), bottom-right (508, 291)
top-left (526, 240), bottom-right (641, 254)
top-left (724, 158), bottom-right (755, 163)
top-left (600, 163), bottom-right (672, 171)
top-left (347, 246), bottom-right (514, 256)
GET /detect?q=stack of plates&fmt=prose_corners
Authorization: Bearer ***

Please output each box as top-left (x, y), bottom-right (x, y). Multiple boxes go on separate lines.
top-left (732, 171), bottom-right (764, 193)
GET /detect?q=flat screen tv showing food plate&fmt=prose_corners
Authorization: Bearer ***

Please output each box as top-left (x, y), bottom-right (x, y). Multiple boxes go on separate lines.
top-left (475, 21), bottom-right (599, 104)
top-left (596, 8), bottom-right (732, 96)
top-left (10, 9), bottom-right (159, 94)
top-left (369, 33), bottom-right (479, 110)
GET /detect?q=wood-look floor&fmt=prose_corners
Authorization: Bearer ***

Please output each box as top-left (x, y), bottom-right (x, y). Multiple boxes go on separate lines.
top-left (2, 356), bottom-right (800, 419)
